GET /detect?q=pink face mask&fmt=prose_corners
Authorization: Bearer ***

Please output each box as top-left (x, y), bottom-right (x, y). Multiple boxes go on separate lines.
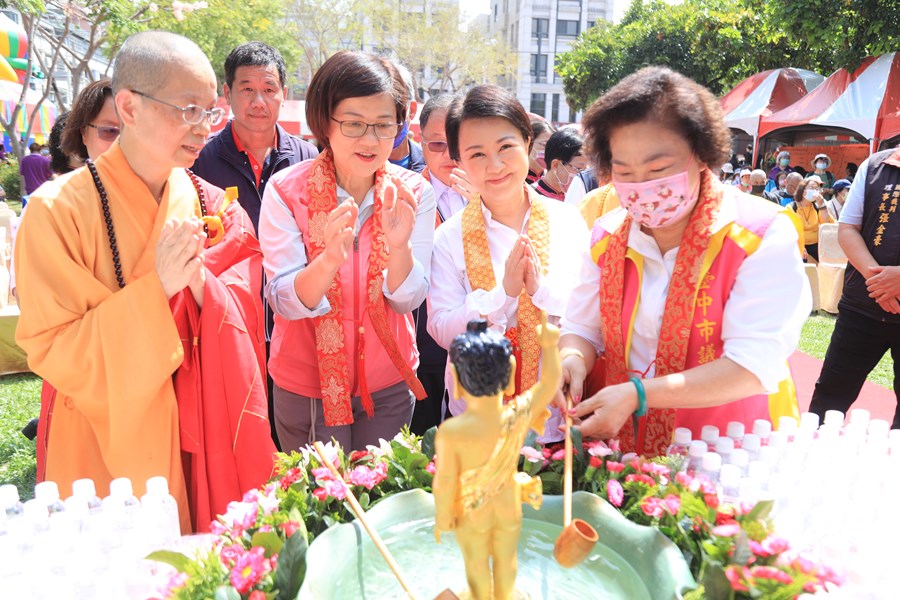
top-left (613, 167), bottom-right (698, 229)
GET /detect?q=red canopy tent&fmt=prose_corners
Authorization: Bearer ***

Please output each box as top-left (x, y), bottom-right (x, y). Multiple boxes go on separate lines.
top-left (759, 53), bottom-right (900, 151)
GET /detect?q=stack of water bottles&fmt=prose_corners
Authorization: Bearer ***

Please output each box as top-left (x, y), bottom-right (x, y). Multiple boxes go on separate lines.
top-left (667, 409), bottom-right (897, 599)
top-left (0, 476), bottom-right (181, 600)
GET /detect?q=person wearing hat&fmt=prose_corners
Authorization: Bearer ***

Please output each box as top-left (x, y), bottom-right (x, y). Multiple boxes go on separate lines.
top-left (768, 149), bottom-right (792, 181)
top-left (811, 153), bottom-right (835, 198)
top-left (826, 178), bottom-right (851, 221)
top-left (735, 167), bottom-right (752, 192)
top-left (719, 162), bottom-right (734, 183)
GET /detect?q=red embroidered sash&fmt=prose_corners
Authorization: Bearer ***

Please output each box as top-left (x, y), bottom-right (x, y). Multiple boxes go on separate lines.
top-left (305, 150), bottom-right (426, 426)
top-left (600, 170), bottom-right (723, 456)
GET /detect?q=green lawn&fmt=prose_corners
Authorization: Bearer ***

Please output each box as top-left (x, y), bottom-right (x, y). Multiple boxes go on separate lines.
top-left (0, 312), bottom-right (894, 502)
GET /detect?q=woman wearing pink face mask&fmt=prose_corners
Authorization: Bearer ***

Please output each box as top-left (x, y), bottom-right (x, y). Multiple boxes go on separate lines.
top-left (526, 120), bottom-right (555, 185)
top-left (534, 127), bottom-right (588, 201)
top-left (556, 67), bottom-right (811, 456)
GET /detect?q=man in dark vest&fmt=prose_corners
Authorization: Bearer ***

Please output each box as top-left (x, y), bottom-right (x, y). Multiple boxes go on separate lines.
top-left (810, 149), bottom-right (900, 427)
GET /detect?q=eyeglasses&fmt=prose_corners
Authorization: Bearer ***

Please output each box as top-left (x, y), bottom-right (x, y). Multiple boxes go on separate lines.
top-left (561, 162), bottom-right (582, 175)
top-left (422, 139), bottom-right (448, 154)
top-left (85, 123), bottom-right (120, 141)
top-left (131, 90), bottom-right (226, 126)
top-left (331, 118), bottom-right (401, 139)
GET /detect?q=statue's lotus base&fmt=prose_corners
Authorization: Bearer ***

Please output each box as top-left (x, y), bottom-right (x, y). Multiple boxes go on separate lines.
top-left (299, 490), bottom-right (695, 600)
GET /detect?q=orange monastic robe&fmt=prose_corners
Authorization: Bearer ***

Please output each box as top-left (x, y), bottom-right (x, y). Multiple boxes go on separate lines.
top-left (15, 143), bottom-right (274, 532)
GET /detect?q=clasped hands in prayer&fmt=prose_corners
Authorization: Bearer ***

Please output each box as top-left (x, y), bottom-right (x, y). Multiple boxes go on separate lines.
top-left (320, 178), bottom-right (417, 272)
top-left (156, 217), bottom-right (207, 308)
top-left (503, 235), bottom-right (542, 298)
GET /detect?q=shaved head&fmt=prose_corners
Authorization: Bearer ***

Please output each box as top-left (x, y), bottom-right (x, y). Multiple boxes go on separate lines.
top-left (112, 31), bottom-right (213, 95)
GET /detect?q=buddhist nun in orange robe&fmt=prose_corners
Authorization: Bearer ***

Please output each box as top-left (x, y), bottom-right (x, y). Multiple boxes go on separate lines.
top-left (14, 31), bottom-right (275, 533)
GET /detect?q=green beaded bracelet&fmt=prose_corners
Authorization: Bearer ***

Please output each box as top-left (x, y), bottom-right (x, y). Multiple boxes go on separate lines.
top-left (629, 376), bottom-right (648, 417)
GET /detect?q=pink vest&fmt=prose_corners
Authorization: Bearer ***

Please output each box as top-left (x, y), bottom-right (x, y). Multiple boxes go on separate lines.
top-left (267, 160), bottom-right (424, 399)
top-left (593, 194), bottom-right (788, 440)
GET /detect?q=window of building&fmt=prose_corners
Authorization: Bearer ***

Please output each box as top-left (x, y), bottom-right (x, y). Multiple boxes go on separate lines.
top-left (532, 18), bottom-right (549, 38)
top-left (493, 3), bottom-right (497, 21)
top-left (587, 21), bottom-right (596, 30)
top-left (551, 94), bottom-right (560, 123)
top-left (557, 19), bottom-right (580, 37)
top-left (531, 93), bottom-right (547, 117)
top-left (530, 54), bottom-right (548, 82)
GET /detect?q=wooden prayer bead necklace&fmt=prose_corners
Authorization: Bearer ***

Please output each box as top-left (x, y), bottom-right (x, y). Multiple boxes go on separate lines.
top-left (86, 159), bottom-right (208, 289)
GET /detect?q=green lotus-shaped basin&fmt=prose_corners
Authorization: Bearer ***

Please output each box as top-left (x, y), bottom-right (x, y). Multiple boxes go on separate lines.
top-left (299, 489), bottom-right (695, 599)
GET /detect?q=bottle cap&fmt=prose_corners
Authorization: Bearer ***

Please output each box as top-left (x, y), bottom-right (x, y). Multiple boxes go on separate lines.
top-left (742, 433), bottom-right (761, 452)
top-left (823, 410), bottom-right (844, 428)
top-left (752, 419), bottom-right (772, 438)
top-left (849, 408), bottom-right (870, 425)
top-left (726, 422), bottom-right (745, 440)
top-left (701, 452), bottom-right (722, 472)
top-left (868, 419), bottom-right (890, 439)
top-left (109, 477), bottom-right (134, 498)
top-left (34, 481), bottom-right (60, 504)
top-left (768, 430), bottom-right (788, 449)
top-left (688, 440), bottom-right (708, 458)
top-left (72, 479), bottom-right (97, 499)
top-left (146, 476), bottom-right (169, 496)
top-left (719, 463), bottom-right (741, 487)
top-left (673, 427), bottom-right (692, 445)
top-left (729, 448), bottom-right (750, 468)
top-left (701, 425), bottom-right (719, 444)
top-left (0, 483), bottom-right (20, 508)
top-left (716, 436), bottom-right (734, 455)
top-left (799, 412), bottom-right (820, 431)
top-left (778, 415), bottom-right (798, 433)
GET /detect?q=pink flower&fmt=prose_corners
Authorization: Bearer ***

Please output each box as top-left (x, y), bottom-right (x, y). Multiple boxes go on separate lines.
top-left (725, 565), bottom-right (749, 592)
top-left (640, 497), bottom-right (664, 518)
top-left (762, 535), bottom-right (790, 556)
top-left (520, 446), bottom-right (543, 463)
top-left (641, 462), bottom-right (670, 477)
top-left (322, 479), bottom-right (347, 500)
top-left (221, 501), bottom-right (258, 536)
top-left (749, 540), bottom-right (770, 558)
top-left (230, 546), bottom-right (272, 594)
top-left (311, 466), bottom-right (334, 482)
top-left (220, 544), bottom-right (245, 568)
top-left (605, 461), bottom-right (625, 473)
top-left (348, 465), bottom-right (386, 490)
top-left (609, 439), bottom-right (621, 452)
top-left (674, 471), bottom-right (692, 486)
top-left (586, 441), bottom-right (613, 457)
top-left (749, 565), bottom-right (793, 585)
top-left (551, 448), bottom-right (568, 461)
top-left (161, 571), bottom-right (188, 596)
top-left (607, 480), bottom-right (624, 507)
top-left (426, 461), bottom-right (436, 474)
top-left (712, 523), bottom-right (741, 537)
top-left (662, 494), bottom-right (680, 515)
top-left (281, 520), bottom-right (302, 539)
top-left (209, 520), bottom-right (226, 535)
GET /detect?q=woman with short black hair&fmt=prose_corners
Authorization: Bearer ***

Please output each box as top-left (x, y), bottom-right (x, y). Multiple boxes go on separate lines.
top-left (258, 51), bottom-right (436, 451)
top-left (534, 127), bottom-right (587, 201)
top-left (526, 120), bottom-right (554, 184)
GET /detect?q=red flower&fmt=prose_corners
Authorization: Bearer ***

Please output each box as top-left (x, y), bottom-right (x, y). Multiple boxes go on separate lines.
top-left (349, 450), bottom-right (372, 463)
top-left (674, 471), bottom-right (692, 486)
top-left (281, 520), bottom-right (302, 539)
top-left (248, 591), bottom-right (267, 600)
top-left (725, 565), bottom-right (750, 592)
top-left (312, 487), bottom-right (328, 502)
top-left (625, 473), bottom-right (656, 486)
top-left (704, 493), bottom-right (720, 509)
top-left (605, 461), bottom-right (625, 473)
top-left (640, 497), bottom-right (664, 518)
top-left (589, 455), bottom-right (603, 469)
top-left (279, 467), bottom-right (302, 490)
top-left (715, 510), bottom-right (737, 526)
top-left (230, 547), bottom-right (272, 594)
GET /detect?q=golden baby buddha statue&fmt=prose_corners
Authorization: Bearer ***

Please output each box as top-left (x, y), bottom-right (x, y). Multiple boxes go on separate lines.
top-left (432, 316), bottom-right (561, 600)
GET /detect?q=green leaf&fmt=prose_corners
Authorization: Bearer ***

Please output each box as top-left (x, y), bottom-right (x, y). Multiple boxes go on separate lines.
top-left (214, 586), bottom-right (241, 600)
top-left (421, 426), bottom-right (437, 460)
top-left (746, 499), bottom-right (773, 522)
top-left (571, 427), bottom-right (584, 463)
top-left (359, 492), bottom-right (370, 510)
top-left (145, 550), bottom-right (193, 573)
top-left (524, 429), bottom-right (539, 448)
top-left (732, 532), bottom-right (752, 565)
top-left (250, 531), bottom-right (285, 558)
top-left (701, 562), bottom-right (732, 600)
top-left (275, 530), bottom-right (309, 600)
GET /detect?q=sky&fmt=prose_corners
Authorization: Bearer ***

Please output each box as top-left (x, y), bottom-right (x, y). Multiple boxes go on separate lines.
top-left (459, 0), bottom-right (490, 17)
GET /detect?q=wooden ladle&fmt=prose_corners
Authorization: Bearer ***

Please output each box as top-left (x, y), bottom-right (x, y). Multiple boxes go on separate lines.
top-left (552, 395), bottom-right (599, 567)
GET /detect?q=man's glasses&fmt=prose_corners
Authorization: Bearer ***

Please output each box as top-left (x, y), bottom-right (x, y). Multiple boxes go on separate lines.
top-left (331, 118), bottom-right (401, 139)
top-left (85, 123), bottom-right (120, 141)
top-left (131, 90), bottom-right (226, 126)
top-left (422, 139), bottom-right (449, 154)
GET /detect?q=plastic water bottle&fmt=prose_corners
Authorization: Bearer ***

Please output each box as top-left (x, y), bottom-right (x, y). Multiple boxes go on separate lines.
top-left (69, 478), bottom-right (103, 536)
top-left (35, 481), bottom-right (66, 516)
top-left (726, 421), bottom-right (745, 448)
top-left (103, 478), bottom-right (143, 563)
top-left (666, 427), bottom-right (692, 458)
top-left (0, 484), bottom-right (24, 519)
top-left (701, 425), bottom-right (719, 451)
top-left (778, 415), bottom-right (798, 441)
top-left (699, 452), bottom-right (722, 485)
top-left (141, 476), bottom-right (181, 550)
top-left (849, 408), bottom-right (870, 427)
top-left (799, 412), bottom-right (820, 433)
top-left (687, 440), bottom-right (708, 474)
top-left (823, 410), bottom-right (844, 429)
top-left (752, 419), bottom-right (772, 445)
top-left (716, 436), bottom-right (734, 465)
top-left (728, 448), bottom-right (750, 476)
top-left (742, 433), bottom-right (761, 462)
top-left (868, 419), bottom-right (890, 440)
top-left (719, 463), bottom-right (741, 503)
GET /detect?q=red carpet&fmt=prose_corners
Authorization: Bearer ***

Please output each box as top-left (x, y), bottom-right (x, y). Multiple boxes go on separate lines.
top-left (789, 350), bottom-right (896, 423)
